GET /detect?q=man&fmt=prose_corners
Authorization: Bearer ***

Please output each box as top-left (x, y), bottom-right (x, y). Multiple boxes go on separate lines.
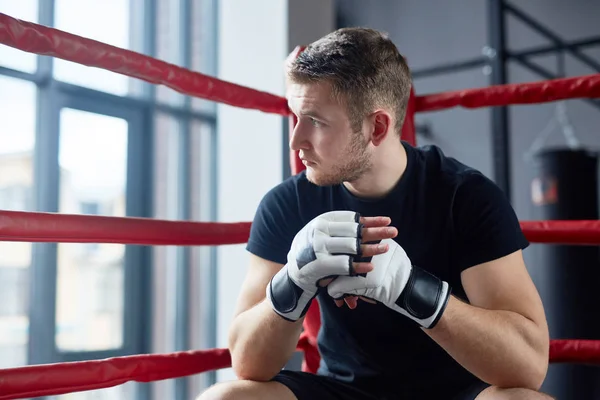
top-left (199, 28), bottom-right (551, 399)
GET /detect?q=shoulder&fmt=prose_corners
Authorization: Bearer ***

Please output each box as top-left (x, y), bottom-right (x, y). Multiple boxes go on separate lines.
top-left (407, 143), bottom-right (484, 200)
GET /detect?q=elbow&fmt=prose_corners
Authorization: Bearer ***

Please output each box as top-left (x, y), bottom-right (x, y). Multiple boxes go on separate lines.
top-left (528, 325), bottom-right (550, 390)
top-left (528, 353), bottom-right (549, 391)
top-left (230, 350), bottom-right (280, 382)
top-left (232, 361), bottom-right (279, 382)
top-left (516, 361), bottom-right (547, 392)
top-left (498, 348), bottom-right (549, 391)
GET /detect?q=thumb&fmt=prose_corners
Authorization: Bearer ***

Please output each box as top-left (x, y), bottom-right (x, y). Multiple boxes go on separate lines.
top-left (327, 275), bottom-right (365, 300)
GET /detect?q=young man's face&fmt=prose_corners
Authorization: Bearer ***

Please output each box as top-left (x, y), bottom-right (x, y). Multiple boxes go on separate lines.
top-left (287, 81), bottom-right (371, 186)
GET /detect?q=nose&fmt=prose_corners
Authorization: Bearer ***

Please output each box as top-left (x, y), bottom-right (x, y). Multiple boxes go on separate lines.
top-left (289, 118), bottom-right (311, 152)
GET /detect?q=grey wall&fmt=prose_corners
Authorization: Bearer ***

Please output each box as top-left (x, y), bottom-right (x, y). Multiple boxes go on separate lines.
top-left (336, 0), bottom-right (600, 398)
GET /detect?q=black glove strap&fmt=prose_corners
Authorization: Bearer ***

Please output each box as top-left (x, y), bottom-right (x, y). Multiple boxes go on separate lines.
top-left (395, 266), bottom-right (451, 322)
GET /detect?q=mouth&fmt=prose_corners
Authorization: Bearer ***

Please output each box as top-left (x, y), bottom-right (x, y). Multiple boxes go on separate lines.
top-left (301, 159), bottom-right (316, 167)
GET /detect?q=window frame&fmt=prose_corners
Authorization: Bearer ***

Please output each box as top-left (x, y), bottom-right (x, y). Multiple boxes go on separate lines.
top-left (0, 0), bottom-right (220, 399)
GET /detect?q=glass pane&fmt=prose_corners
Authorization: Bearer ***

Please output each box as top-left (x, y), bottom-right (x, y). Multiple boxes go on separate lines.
top-left (155, 0), bottom-right (185, 106)
top-left (55, 109), bottom-right (128, 352)
top-left (189, 120), bottom-right (214, 394)
top-left (0, 0), bottom-right (38, 73)
top-left (53, 381), bottom-right (135, 400)
top-left (0, 77), bottom-right (36, 368)
top-left (191, 0), bottom-right (215, 113)
top-left (150, 113), bottom-right (180, 399)
top-left (190, 120), bottom-right (213, 221)
top-left (53, 0), bottom-right (130, 96)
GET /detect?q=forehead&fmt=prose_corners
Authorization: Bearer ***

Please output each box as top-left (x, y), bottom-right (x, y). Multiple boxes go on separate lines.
top-left (287, 81), bottom-right (340, 113)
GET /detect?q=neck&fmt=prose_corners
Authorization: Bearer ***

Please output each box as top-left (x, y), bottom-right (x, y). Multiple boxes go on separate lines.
top-left (343, 139), bottom-right (408, 199)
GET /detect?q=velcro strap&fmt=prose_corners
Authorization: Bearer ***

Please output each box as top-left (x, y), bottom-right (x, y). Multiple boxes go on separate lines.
top-left (395, 266), bottom-right (444, 320)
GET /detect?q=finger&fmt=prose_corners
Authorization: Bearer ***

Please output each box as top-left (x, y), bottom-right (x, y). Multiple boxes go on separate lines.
top-left (318, 277), bottom-right (335, 288)
top-left (359, 216), bottom-right (392, 228)
top-left (305, 255), bottom-right (354, 278)
top-left (334, 299), bottom-right (345, 307)
top-left (344, 296), bottom-right (359, 309)
top-left (361, 226), bottom-right (398, 243)
top-left (359, 242), bottom-right (389, 257)
top-left (315, 262), bottom-right (372, 288)
top-left (359, 296), bottom-right (377, 304)
top-left (327, 276), bottom-right (366, 300)
top-left (324, 237), bottom-right (360, 255)
top-left (351, 262), bottom-right (373, 275)
top-left (326, 221), bottom-right (361, 238)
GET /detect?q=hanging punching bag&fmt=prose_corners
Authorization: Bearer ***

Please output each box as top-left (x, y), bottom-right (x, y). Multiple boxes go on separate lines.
top-left (530, 148), bottom-right (600, 400)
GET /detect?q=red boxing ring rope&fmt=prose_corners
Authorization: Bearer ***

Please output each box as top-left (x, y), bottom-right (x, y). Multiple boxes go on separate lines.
top-left (2, 12), bottom-right (600, 115)
top-left (0, 13), bottom-right (289, 116)
top-left (3, 210), bottom-right (600, 246)
top-left (415, 73), bottom-right (600, 112)
top-left (1, 339), bottom-right (599, 400)
top-left (2, 11), bottom-right (600, 400)
top-left (0, 210), bottom-right (251, 246)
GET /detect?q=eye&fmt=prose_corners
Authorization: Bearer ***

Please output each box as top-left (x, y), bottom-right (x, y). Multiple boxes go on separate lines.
top-left (309, 117), bottom-right (321, 127)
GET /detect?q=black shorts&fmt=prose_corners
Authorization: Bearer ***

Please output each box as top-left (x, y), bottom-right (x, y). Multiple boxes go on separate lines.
top-left (271, 370), bottom-right (490, 400)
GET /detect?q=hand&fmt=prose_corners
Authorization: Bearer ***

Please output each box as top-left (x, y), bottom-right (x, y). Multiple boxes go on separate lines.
top-left (322, 217), bottom-right (398, 309)
top-left (266, 211), bottom-right (393, 321)
top-left (327, 239), bottom-right (452, 329)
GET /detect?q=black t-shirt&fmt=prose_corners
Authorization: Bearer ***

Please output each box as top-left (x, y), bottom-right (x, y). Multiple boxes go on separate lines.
top-left (246, 141), bottom-right (529, 397)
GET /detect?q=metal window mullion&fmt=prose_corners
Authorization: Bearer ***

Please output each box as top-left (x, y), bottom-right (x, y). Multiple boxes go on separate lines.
top-left (134, 0), bottom-right (158, 396)
top-left (174, 2), bottom-right (192, 398)
top-left (174, 118), bottom-right (191, 400)
top-left (27, 0), bottom-right (59, 375)
top-left (204, 0), bottom-right (220, 388)
top-left (28, 87), bottom-right (61, 369)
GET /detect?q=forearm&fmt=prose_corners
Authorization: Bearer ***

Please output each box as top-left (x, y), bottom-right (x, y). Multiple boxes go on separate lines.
top-left (425, 296), bottom-right (549, 389)
top-left (228, 299), bottom-right (304, 381)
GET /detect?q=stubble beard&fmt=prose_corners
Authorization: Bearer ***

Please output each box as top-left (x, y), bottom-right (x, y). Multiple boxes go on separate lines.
top-left (306, 130), bottom-right (372, 187)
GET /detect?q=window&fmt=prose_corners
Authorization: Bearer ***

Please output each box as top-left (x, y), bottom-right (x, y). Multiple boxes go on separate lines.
top-left (53, 0), bottom-right (131, 95)
top-left (0, 1), bottom-right (218, 398)
top-left (0, 0), bottom-right (38, 73)
top-left (0, 76), bottom-right (36, 369)
top-left (55, 108), bottom-right (128, 352)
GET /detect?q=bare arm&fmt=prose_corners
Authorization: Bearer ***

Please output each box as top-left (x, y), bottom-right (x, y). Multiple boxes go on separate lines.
top-left (228, 254), bottom-right (303, 381)
top-left (424, 250), bottom-right (549, 389)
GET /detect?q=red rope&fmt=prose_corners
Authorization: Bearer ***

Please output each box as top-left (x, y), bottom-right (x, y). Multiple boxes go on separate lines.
top-left (550, 339), bottom-right (600, 365)
top-left (0, 13), bottom-right (289, 116)
top-left (3, 12), bottom-right (600, 118)
top-left (0, 339), bottom-right (598, 399)
top-left (0, 210), bottom-right (251, 246)
top-left (520, 220), bottom-right (600, 245)
top-left (0, 349), bottom-right (231, 400)
top-left (3, 210), bottom-right (600, 246)
top-left (415, 73), bottom-right (600, 112)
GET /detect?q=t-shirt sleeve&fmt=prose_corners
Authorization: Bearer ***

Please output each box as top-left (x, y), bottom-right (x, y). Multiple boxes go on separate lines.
top-left (246, 182), bottom-right (302, 265)
top-left (452, 172), bottom-right (529, 272)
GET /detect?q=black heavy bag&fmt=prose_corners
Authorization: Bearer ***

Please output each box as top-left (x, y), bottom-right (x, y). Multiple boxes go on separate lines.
top-left (530, 148), bottom-right (600, 400)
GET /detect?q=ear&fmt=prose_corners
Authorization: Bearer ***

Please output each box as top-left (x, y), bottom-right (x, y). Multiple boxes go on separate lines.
top-left (368, 110), bottom-right (392, 146)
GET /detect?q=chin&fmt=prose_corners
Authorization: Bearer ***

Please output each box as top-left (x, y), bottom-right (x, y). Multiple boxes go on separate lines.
top-left (305, 168), bottom-right (344, 187)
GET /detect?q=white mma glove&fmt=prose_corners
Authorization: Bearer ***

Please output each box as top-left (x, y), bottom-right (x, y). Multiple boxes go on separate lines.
top-left (267, 210), bottom-right (363, 321)
top-left (327, 238), bottom-right (451, 329)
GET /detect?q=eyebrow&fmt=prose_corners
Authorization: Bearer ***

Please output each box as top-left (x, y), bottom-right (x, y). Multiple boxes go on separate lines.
top-left (299, 110), bottom-right (328, 121)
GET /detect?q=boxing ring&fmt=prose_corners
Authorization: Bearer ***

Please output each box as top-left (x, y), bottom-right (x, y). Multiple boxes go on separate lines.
top-left (1, 11), bottom-right (600, 399)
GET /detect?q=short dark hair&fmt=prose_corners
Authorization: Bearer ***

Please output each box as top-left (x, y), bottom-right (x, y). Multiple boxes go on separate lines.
top-left (288, 27), bottom-right (412, 133)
